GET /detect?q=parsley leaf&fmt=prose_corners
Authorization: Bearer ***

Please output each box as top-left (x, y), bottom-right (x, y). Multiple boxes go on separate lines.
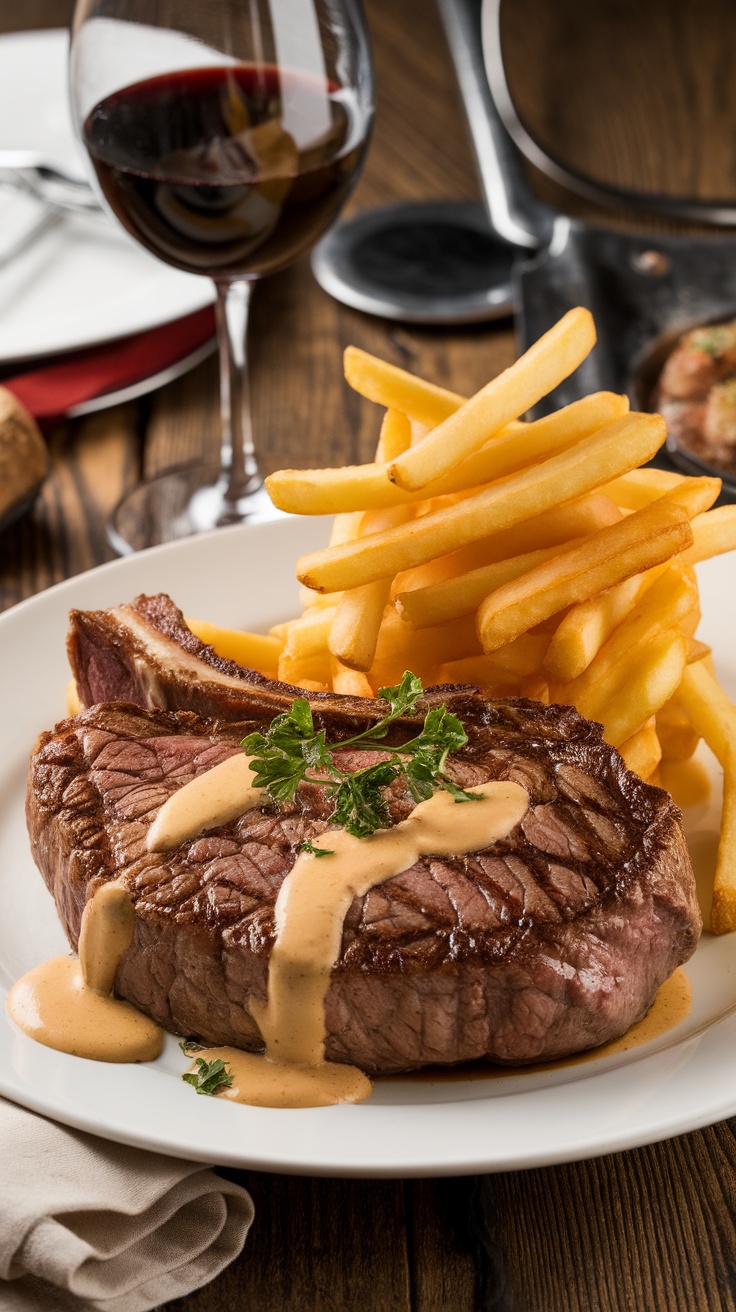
top-left (299, 838), bottom-right (335, 858)
top-left (241, 672), bottom-right (479, 839)
top-left (182, 1055), bottom-right (234, 1097)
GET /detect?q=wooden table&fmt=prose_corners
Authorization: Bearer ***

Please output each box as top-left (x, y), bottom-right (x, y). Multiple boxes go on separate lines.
top-left (4, 2), bottom-right (736, 1309)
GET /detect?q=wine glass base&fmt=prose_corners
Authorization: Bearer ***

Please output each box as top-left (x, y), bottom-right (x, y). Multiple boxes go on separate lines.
top-left (107, 464), bottom-right (282, 555)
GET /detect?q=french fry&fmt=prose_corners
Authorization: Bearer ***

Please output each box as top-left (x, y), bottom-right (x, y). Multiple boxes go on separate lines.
top-left (676, 662), bottom-right (736, 933)
top-left (682, 505), bottom-right (736, 565)
top-left (265, 391), bottom-right (628, 515)
top-left (185, 618), bottom-right (283, 675)
top-left (602, 467), bottom-right (688, 509)
top-left (392, 494), bottom-right (621, 599)
top-left (477, 500), bottom-right (693, 655)
top-left (280, 607), bottom-right (338, 661)
top-left (659, 476), bottom-right (721, 518)
top-left (686, 636), bottom-right (712, 664)
top-left (388, 308), bottom-right (596, 491)
top-left (656, 699), bottom-right (700, 764)
top-left (397, 540), bottom-right (581, 629)
top-left (553, 565), bottom-right (698, 711)
top-left (329, 507), bottom-right (415, 669)
top-left (375, 407), bottom-right (412, 462)
top-left (278, 651), bottom-right (332, 687)
top-left (66, 678), bottom-right (81, 717)
top-left (588, 631), bottom-right (688, 746)
top-left (297, 413), bottom-right (666, 593)
top-left (331, 659), bottom-right (374, 697)
top-left (543, 574), bottom-right (645, 685)
top-left (619, 718), bottom-right (662, 779)
top-left (436, 634), bottom-right (549, 686)
top-left (344, 346), bottom-right (465, 427)
top-left (675, 661), bottom-right (736, 769)
top-left (329, 412), bottom-right (415, 671)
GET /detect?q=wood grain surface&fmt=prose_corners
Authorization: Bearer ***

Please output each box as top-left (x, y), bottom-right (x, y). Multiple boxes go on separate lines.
top-left (2, 2), bottom-right (736, 1310)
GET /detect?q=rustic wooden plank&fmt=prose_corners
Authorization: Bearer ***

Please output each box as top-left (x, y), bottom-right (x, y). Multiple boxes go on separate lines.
top-left (160, 1175), bottom-right (411, 1312)
top-left (478, 1119), bottom-right (736, 1311)
top-left (409, 1178), bottom-right (478, 1312)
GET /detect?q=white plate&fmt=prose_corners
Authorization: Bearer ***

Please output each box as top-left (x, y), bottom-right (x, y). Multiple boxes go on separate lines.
top-left (0, 30), bottom-right (213, 364)
top-left (1, 519), bottom-right (736, 1178)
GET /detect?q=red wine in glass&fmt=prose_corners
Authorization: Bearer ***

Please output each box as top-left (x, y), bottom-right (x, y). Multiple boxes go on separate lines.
top-left (71, 0), bottom-right (373, 554)
top-left (83, 65), bottom-right (365, 278)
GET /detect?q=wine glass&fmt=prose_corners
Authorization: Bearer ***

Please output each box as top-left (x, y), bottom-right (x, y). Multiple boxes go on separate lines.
top-left (69, 0), bottom-right (374, 553)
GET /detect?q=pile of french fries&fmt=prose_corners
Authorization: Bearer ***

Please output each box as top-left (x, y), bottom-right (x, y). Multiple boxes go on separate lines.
top-left (189, 308), bottom-right (736, 932)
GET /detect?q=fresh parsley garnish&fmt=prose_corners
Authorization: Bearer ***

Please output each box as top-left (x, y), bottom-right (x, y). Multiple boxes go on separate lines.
top-left (299, 838), bottom-right (334, 858)
top-left (242, 671), bottom-right (481, 839)
top-left (180, 1045), bottom-right (234, 1097)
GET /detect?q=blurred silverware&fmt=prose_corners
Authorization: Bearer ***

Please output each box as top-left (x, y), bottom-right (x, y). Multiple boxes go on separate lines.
top-left (0, 152), bottom-right (100, 214)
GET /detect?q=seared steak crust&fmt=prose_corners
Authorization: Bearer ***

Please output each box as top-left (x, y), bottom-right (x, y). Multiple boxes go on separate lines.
top-left (27, 694), bottom-right (701, 1073)
top-left (68, 593), bottom-right (448, 736)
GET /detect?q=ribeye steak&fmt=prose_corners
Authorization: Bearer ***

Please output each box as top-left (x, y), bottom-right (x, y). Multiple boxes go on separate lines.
top-left (27, 669), bottom-right (701, 1072)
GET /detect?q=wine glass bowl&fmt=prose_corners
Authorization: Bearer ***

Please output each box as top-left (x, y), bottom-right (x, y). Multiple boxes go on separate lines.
top-left (70, 0), bottom-right (373, 552)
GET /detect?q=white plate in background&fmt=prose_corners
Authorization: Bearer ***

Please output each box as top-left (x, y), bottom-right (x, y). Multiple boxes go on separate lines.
top-left (0, 518), bottom-right (735, 1176)
top-left (0, 30), bottom-right (213, 364)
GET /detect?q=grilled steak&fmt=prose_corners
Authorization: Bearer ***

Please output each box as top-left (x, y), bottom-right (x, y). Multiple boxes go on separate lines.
top-left (68, 593), bottom-right (406, 734)
top-left (27, 691), bottom-right (700, 1072)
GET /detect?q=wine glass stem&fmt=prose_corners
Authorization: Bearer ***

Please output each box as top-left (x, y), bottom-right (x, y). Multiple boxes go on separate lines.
top-left (215, 278), bottom-right (260, 504)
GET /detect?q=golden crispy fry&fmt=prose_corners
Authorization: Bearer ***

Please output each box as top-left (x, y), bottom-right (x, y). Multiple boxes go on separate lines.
top-left (397, 540), bottom-right (579, 629)
top-left (344, 346), bottom-right (465, 426)
top-left (675, 661), bottom-right (736, 767)
top-left (686, 636), bottom-right (712, 664)
top-left (682, 505), bottom-right (736, 565)
top-left (185, 618), bottom-right (283, 675)
top-left (519, 673), bottom-right (551, 703)
top-left (375, 407), bottom-right (412, 462)
top-left (278, 651), bottom-right (332, 687)
top-left (367, 610), bottom-right (481, 689)
top-left (591, 632), bottom-right (688, 746)
top-left (619, 718), bottom-right (662, 779)
top-left (331, 659), bottom-right (374, 697)
top-left (477, 500), bottom-right (692, 655)
top-left (280, 606), bottom-right (337, 662)
top-left (299, 585), bottom-right (343, 610)
top-left (554, 565), bottom-right (697, 711)
top-left (329, 511), bottom-right (364, 548)
top-left (656, 699), bottom-right (700, 764)
top-left (297, 413), bottom-right (666, 593)
top-left (602, 467), bottom-right (688, 508)
top-left (329, 413), bottom-right (415, 671)
top-left (436, 634), bottom-right (549, 685)
top-left (329, 503), bottom-right (415, 670)
top-left (543, 574), bottom-right (645, 684)
top-left (388, 308), bottom-right (596, 491)
top-left (329, 580), bottom-right (391, 670)
top-left (714, 765), bottom-right (736, 933)
top-left (265, 392), bottom-right (628, 515)
top-left (392, 494), bottom-right (621, 599)
top-left (66, 678), bottom-right (81, 717)
top-left (659, 476), bottom-right (721, 518)
top-left (675, 662), bottom-right (736, 933)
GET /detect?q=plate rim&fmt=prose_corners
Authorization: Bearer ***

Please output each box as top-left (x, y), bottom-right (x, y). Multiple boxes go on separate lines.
top-left (0, 28), bottom-right (215, 366)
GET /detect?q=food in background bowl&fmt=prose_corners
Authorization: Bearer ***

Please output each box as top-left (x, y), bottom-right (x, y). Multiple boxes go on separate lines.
top-left (656, 318), bottom-right (736, 474)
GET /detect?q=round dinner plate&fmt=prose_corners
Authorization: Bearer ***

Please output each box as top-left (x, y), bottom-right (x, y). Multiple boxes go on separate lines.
top-left (0, 30), bottom-right (213, 364)
top-left (1, 518), bottom-right (735, 1177)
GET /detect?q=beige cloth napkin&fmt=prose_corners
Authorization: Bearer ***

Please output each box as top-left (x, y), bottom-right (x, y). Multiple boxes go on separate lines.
top-left (0, 1098), bottom-right (254, 1312)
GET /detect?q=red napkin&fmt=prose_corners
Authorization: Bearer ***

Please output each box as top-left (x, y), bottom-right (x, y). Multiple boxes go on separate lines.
top-left (2, 305), bottom-right (216, 423)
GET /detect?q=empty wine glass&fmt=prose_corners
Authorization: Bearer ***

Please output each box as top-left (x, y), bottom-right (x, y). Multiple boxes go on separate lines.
top-left (70, 0), bottom-right (374, 552)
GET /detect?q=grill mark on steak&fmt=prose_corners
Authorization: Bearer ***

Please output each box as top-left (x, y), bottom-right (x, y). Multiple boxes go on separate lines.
top-left (27, 695), bottom-right (701, 1072)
